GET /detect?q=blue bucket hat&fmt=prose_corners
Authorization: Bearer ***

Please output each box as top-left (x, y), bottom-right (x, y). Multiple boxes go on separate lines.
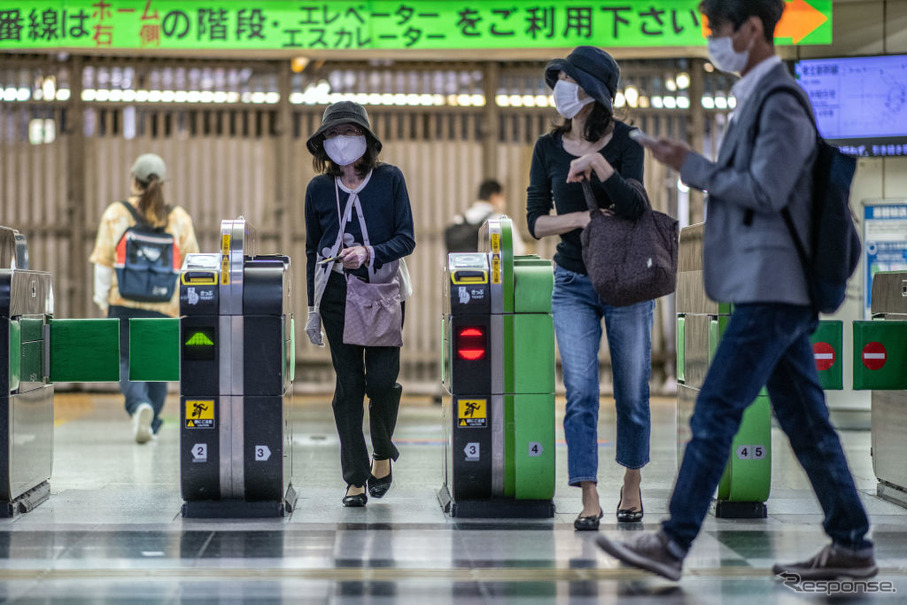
top-left (545, 46), bottom-right (620, 112)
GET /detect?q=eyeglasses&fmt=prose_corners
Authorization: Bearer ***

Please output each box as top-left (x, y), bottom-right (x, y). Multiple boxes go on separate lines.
top-left (323, 125), bottom-right (363, 138)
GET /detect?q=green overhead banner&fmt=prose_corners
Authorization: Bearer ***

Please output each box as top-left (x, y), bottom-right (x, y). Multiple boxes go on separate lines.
top-left (0, 0), bottom-right (832, 51)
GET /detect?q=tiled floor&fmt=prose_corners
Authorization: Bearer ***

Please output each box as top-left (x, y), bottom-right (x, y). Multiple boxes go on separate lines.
top-left (0, 391), bottom-right (904, 603)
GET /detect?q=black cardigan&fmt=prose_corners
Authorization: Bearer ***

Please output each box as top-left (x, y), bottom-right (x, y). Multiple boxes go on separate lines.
top-left (304, 163), bottom-right (416, 306)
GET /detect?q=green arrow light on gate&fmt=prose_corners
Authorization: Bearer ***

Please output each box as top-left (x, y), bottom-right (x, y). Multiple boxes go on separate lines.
top-left (185, 332), bottom-right (215, 347)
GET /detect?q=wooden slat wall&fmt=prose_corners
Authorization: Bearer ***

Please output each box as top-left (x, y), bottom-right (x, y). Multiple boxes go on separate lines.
top-left (1, 87), bottom-right (729, 394)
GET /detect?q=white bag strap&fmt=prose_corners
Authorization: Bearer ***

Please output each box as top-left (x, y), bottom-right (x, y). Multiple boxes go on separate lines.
top-left (312, 180), bottom-right (356, 311)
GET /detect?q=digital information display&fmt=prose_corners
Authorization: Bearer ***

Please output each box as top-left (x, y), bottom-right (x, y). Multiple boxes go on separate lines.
top-left (796, 55), bottom-right (907, 157)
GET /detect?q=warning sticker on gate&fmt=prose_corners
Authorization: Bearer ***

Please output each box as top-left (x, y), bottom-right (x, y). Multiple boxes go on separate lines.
top-left (458, 399), bottom-right (487, 428)
top-left (186, 400), bottom-right (215, 429)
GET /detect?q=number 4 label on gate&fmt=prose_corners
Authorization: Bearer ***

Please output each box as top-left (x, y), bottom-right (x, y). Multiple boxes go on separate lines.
top-left (528, 442), bottom-right (543, 457)
top-left (735, 445), bottom-right (766, 460)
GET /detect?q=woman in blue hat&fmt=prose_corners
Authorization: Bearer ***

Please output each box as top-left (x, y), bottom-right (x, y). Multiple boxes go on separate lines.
top-left (526, 46), bottom-right (653, 530)
top-left (303, 101), bottom-right (416, 507)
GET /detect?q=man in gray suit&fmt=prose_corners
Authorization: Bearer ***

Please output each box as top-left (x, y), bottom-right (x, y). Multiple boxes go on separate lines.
top-left (594, 0), bottom-right (876, 582)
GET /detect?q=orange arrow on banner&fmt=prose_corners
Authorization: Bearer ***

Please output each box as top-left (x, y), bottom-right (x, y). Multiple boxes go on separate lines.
top-left (776, 0), bottom-right (828, 44)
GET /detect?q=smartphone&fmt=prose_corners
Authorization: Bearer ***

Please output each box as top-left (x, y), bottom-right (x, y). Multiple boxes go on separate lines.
top-left (629, 128), bottom-right (658, 148)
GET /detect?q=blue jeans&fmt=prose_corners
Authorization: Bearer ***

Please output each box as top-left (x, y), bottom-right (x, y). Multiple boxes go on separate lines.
top-left (108, 306), bottom-right (168, 434)
top-left (662, 303), bottom-right (871, 554)
top-left (552, 266), bottom-right (654, 486)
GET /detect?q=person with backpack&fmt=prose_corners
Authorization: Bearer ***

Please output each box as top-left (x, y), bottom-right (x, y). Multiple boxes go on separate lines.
top-left (595, 0), bottom-right (876, 582)
top-left (446, 179), bottom-right (525, 255)
top-left (90, 153), bottom-right (199, 444)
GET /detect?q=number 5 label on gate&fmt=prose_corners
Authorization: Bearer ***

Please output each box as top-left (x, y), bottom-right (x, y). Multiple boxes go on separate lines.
top-left (735, 445), bottom-right (766, 460)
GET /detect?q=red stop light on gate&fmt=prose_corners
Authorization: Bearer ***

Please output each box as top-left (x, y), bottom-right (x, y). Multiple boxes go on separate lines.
top-left (456, 327), bottom-right (486, 360)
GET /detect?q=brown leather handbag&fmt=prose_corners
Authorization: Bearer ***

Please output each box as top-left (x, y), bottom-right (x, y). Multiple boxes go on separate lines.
top-left (580, 178), bottom-right (678, 306)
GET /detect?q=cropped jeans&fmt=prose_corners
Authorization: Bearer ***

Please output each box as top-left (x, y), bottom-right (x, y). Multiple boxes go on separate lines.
top-left (552, 265), bottom-right (654, 487)
top-left (662, 303), bottom-right (872, 554)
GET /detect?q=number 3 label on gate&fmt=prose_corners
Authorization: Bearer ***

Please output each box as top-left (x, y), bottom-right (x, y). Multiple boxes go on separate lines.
top-left (735, 445), bottom-right (766, 460)
top-left (464, 442), bottom-right (480, 461)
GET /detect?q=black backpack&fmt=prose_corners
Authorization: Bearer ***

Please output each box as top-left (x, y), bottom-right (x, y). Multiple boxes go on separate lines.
top-left (444, 217), bottom-right (483, 253)
top-left (757, 86), bottom-right (861, 315)
top-left (114, 201), bottom-right (179, 303)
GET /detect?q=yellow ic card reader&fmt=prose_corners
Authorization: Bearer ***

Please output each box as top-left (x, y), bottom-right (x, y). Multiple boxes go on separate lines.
top-left (452, 270), bottom-right (488, 286)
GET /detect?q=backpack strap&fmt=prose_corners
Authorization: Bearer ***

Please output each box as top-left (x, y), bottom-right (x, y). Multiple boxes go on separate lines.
top-left (119, 200), bottom-right (147, 226)
top-left (749, 85), bottom-right (818, 271)
top-left (119, 200), bottom-right (173, 230)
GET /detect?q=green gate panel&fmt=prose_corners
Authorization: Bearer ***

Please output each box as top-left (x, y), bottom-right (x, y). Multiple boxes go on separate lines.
top-left (512, 258), bottom-right (553, 313)
top-left (676, 315), bottom-right (686, 384)
top-left (129, 318), bottom-right (180, 382)
top-left (512, 393), bottom-right (555, 500)
top-left (810, 320), bottom-right (843, 390)
top-left (49, 318), bottom-right (120, 382)
top-left (506, 314), bottom-right (555, 394)
top-left (853, 320), bottom-right (907, 390)
top-left (8, 319), bottom-right (20, 392)
top-left (717, 394), bottom-right (772, 502)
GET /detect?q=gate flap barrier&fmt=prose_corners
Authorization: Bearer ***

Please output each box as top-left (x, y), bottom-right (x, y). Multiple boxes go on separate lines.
top-left (441, 216), bottom-right (555, 517)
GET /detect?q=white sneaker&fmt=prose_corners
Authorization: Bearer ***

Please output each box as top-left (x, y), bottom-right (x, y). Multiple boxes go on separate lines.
top-left (132, 403), bottom-right (154, 444)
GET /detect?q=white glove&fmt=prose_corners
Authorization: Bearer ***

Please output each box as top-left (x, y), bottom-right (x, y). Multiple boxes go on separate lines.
top-left (93, 264), bottom-right (112, 314)
top-left (305, 307), bottom-right (325, 347)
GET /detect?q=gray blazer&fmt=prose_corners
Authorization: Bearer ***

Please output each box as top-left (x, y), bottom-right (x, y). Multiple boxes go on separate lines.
top-left (681, 62), bottom-right (817, 306)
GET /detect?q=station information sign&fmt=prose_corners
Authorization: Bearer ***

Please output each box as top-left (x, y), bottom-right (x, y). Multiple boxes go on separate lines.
top-left (0, 0), bottom-right (832, 52)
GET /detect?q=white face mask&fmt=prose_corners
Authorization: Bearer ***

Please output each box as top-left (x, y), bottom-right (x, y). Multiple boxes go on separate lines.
top-left (324, 135), bottom-right (367, 166)
top-left (553, 80), bottom-right (594, 119)
top-left (707, 36), bottom-right (749, 74)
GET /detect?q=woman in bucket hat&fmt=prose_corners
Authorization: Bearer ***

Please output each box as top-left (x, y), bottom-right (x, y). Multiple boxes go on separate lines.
top-left (526, 47), bottom-right (654, 530)
top-left (304, 101), bottom-right (416, 507)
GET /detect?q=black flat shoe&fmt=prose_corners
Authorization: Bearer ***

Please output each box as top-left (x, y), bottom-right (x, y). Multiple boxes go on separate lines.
top-left (368, 460), bottom-right (393, 499)
top-left (342, 486), bottom-right (367, 507)
top-left (617, 487), bottom-right (643, 523)
top-left (574, 509), bottom-right (604, 531)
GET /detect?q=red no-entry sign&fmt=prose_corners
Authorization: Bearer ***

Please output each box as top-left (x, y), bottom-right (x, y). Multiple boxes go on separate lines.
top-left (813, 342), bottom-right (836, 371)
top-left (862, 341), bottom-right (887, 370)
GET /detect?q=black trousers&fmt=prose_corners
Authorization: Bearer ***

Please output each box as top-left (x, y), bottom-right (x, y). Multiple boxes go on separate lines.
top-left (321, 271), bottom-right (402, 488)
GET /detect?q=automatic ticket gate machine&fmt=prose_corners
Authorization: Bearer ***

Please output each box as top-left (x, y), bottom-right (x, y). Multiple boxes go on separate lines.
top-left (0, 227), bottom-right (54, 516)
top-left (177, 218), bottom-right (296, 517)
top-left (439, 216), bottom-right (556, 518)
top-left (853, 271), bottom-right (907, 508)
top-left (676, 224), bottom-right (771, 518)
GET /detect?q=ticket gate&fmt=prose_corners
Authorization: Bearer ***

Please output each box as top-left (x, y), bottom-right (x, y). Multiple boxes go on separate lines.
top-left (854, 271), bottom-right (907, 508)
top-left (1, 217), bottom-right (295, 518)
top-left (175, 218), bottom-right (296, 517)
top-left (439, 216), bottom-right (556, 518)
top-left (0, 227), bottom-right (54, 516)
top-left (676, 224), bottom-right (770, 518)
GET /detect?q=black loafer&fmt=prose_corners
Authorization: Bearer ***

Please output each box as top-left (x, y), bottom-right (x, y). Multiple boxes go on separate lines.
top-left (617, 487), bottom-right (643, 523)
top-left (574, 509), bottom-right (604, 531)
top-left (342, 487), bottom-right (367, 507)
top-left (368, 461), bottom-right (393, 498)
